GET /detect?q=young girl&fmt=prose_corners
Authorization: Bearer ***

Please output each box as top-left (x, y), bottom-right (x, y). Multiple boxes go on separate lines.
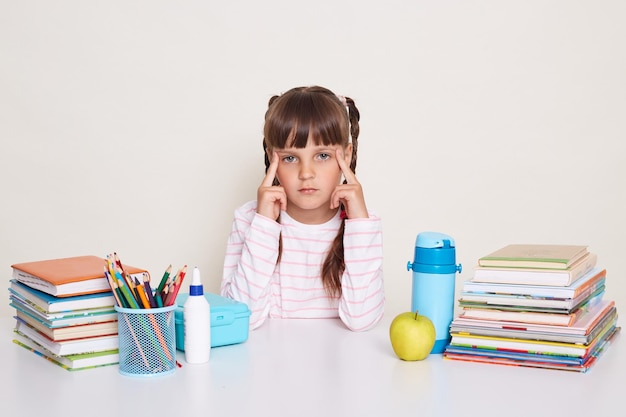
top-left (221, 86), bottom-right (384, 331)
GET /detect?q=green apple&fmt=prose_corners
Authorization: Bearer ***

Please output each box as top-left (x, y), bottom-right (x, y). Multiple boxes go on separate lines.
top-left (389, 311), bottom-right (436, 361)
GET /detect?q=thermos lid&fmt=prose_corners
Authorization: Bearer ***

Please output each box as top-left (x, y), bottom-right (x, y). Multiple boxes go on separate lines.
top-left (408, 231), bottom-right (461, 274)
top-left (415, 231), bottom-right (456, 250)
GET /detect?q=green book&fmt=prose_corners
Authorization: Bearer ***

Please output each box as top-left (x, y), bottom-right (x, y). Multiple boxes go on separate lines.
top-left (13, 330), bottom-right (119, 371)
top-left (478, 244), bottom-right (588, 270)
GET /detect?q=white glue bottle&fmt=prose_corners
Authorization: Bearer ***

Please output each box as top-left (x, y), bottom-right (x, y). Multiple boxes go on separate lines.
top-left (184, 266), bottom-right (211, 364)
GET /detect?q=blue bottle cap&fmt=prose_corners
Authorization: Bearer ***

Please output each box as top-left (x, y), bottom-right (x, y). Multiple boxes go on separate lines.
top-left (408, 232), bottom-right (461, 274)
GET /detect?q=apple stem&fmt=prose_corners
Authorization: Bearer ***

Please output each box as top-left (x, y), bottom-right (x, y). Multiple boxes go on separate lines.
top-left (414, 311), bottom-right (419, 320)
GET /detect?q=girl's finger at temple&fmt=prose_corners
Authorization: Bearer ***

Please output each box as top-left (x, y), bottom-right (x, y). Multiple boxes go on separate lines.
top-left (335, 149), bottom-right (357, 184)
top-left (262, 152), bottom-right (279, 187)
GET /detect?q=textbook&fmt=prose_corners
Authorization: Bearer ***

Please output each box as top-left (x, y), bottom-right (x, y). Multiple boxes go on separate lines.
top-left (477, 244), bottom-right (588, 270)
top-left (444, 325), bottom-right (620, 373)
top-left (458, 306), bottom-right (582, 326)
top-left (14, 320), bottom-right (119, 356)
top-left (450, 300), bottom-right (616, 345)
top-left (11, 255), bottom-right (148, 297)
top-left (10, 296), bottom-right (117, 328)
top-left (464, 267), bottom-right (606, 299)
top-left (13, 331), bottom-right (119, 371)
top-left (449, 315), bottom-right (618, 358)
top-left (458, 288), bottom-right (604, 313)
top-left (472, 252), bottom-right (598, 286)
top-left (15, 311), bottom-right (118, 341)
top-left (8, 279), bottom-right (116, 313)
top-left (459, 268), bottom-right (606, 312)
top-left (457, 293), bottom-right (604, 326)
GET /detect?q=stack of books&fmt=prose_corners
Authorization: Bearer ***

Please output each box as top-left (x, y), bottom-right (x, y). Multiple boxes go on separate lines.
top-left (8, 255), bottom-right (147, 371)
top-left (443, 244), bottom-right (621, 372)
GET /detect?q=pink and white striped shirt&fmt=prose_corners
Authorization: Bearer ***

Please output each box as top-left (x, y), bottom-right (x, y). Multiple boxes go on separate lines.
top-left (221, 200), bottom-right (385, 331)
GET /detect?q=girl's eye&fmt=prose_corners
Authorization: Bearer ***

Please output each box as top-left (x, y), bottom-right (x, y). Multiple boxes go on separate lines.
top-left (318, 153), bottom-right (331, 161)
top-left (283, 155), bottom-right (297, 163)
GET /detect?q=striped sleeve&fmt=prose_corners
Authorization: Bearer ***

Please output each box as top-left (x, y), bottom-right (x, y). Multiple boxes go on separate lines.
top-left (338, 215), bottom-right (385, 331)
top-left (220, 204), bottom-right (281, 329)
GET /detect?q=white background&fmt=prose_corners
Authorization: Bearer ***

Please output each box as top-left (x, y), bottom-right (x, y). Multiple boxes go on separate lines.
top-left (1, 1), bottom-right (624, 321)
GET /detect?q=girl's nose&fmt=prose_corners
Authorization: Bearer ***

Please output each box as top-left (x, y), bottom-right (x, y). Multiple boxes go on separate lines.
top-left (298, 162), bottom-right (315, 180)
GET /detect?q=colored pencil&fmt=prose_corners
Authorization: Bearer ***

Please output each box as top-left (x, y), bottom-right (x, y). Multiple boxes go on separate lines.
top-left (103, 267), bottom-right (123, 307)
top-left (165, 265), bottom-right (187, 306)
top-left (116, 271), bottom-right (140, 309)
top-left (157, 264), bottom-right (172, 295)
top-left (161, 284), bottom-right (169, 307)
top-left (143, 272), bottom-right (157, 308)
top-left (134, 276), bottom-right (151, 309)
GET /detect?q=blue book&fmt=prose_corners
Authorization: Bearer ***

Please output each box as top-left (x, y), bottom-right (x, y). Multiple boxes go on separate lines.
top-left (9, 279), bottom-right (115, 314)
top-left (10, 295), bottom-right (117, 328)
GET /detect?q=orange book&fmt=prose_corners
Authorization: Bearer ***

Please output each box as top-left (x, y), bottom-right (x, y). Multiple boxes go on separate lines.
top-left (11, 255), bottom-right (149, 297)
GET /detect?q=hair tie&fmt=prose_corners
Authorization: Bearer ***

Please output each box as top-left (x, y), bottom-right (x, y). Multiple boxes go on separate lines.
top-left (337, 95), bottom-right (348, 107)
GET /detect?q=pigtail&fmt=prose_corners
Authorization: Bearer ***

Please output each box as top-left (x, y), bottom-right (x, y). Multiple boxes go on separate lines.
top-left (321, 95), bottom-right (362, 298)
top-left (264, 94), bottom-right (281, 185)
top-left (344, 96), bottom-right (360, 176)
top-left (321, 214), bottom-right (346, 298)
top-left (263, 140), bottom-right (271, 173)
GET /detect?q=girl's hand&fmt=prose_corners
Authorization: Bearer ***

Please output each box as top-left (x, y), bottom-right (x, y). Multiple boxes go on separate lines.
top-left (257, 152), bottom-right (286, 221)
top-left (330, 148), bottom-right (368, 219)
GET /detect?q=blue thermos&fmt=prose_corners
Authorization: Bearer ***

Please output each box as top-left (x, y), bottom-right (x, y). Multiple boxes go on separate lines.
top-left (407, 232), bottom-right (462, 354)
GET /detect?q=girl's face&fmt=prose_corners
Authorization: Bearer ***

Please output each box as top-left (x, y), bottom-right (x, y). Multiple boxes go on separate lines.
top-left (273, 140), bottom-right (352, 224)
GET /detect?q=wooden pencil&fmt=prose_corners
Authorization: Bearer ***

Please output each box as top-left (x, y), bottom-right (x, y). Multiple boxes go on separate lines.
top-left (143, 272), bottom-right (157, 308)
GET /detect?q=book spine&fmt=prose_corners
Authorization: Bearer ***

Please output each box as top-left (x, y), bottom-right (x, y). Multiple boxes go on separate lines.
top-left (562, 253), bottom-right (598, 285)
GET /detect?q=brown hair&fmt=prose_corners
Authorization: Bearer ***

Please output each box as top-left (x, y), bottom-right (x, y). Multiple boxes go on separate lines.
top-left (262, 86), bottom-right (361, 298)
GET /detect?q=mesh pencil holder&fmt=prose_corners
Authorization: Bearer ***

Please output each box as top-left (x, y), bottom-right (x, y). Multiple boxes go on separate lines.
top-left (115, 304), bottom-right (177, 377)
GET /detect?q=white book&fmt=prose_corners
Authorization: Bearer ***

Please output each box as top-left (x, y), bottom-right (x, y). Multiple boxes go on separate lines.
top-left (14, 320), bottom-right (118, 356)
top-left (463, 267), bottom-right (605, 299)
top-left (472, 252), bottom-right (597, 286)
top-left (13, 331), bottom-right (119, 371)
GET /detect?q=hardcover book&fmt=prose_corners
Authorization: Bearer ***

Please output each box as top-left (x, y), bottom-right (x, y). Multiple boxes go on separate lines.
top-left (458, 268), bottom-right (606, 312)
top-left (464, 267), bottom-right (606, 299)
top-left (472, 252), bottom-right (598, 286)
top-left (450, 300), bottom-right (616, 345)
top-left (458, 306), bottom-right (583, 326)
top-left (14, 311), bottom-right (118, 341)
top-left (13, 331), bottom-right (119, 371)
top-left (10, 295), bottom-right (117, 328)
top-left (14, 320), bottom-right (119, 356)
top-left (458, 293), bottom-right (604, 327)
top-left (11, 255), bottom-right (148, 297)
top-left (449, 315), bottom-right (618, 358)
top-left (477, 244), bottom-right (588, 270)
top-left (444, 324), bottom-right (620, 373)
top-left (9, 279), bottom-right (116, 313)
top-left (458, 287), bottom-right (604, 313)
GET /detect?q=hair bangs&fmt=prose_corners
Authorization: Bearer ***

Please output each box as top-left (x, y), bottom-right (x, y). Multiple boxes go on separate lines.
top-left (264, 88), bottom-right (348, 150)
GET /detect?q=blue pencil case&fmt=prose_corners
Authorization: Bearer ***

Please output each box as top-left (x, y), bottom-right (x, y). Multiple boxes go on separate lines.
top-left (174, 292), bottom-right (251, 350)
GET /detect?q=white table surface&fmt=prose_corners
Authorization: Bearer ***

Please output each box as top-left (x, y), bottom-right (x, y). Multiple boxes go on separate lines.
top-left (1, 314), bottom-right (623, 417)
